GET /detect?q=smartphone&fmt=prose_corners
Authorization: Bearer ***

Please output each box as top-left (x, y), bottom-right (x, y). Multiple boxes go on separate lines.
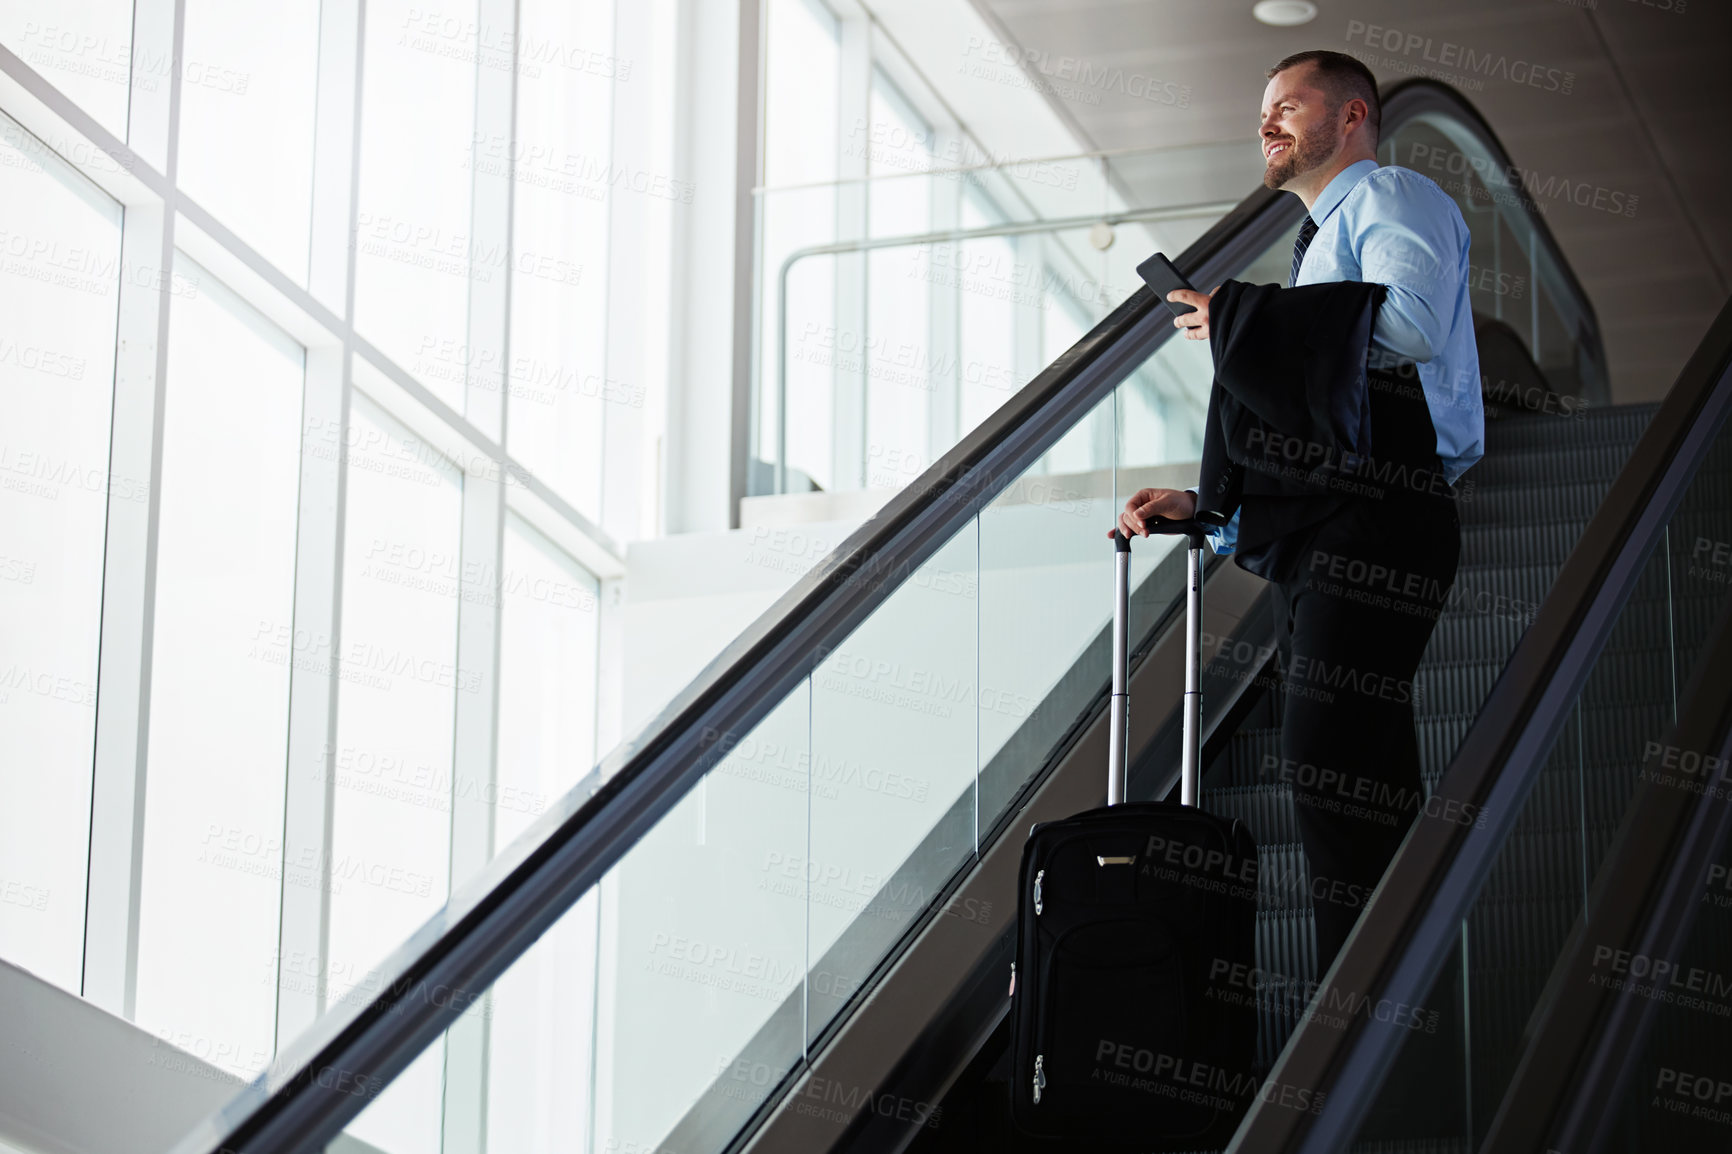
top-left (1136, 252), bottom-right (1198, 317)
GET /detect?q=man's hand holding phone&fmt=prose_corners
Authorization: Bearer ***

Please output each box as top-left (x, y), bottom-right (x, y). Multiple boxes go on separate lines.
top-left (1137, 252), bottom-right (1218, 342)
top-left (1112, 487), bottom-right (1198, 540)
top-left (1168, 288), bottom-right (1216, 341)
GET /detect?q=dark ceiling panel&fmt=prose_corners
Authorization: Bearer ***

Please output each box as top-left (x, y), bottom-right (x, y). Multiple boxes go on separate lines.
top-left (969, 0), bottom-right (1732, 400)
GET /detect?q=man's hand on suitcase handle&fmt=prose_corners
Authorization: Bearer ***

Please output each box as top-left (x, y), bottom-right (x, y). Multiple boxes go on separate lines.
top-left (1113, 487), bottom-right (1197, 540)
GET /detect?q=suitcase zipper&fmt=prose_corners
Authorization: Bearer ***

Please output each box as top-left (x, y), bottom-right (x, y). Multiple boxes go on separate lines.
top-left (1032, 1054), bottom-right (1046, 1104)
top-left (1033, 869), bottom-right (1045, 915)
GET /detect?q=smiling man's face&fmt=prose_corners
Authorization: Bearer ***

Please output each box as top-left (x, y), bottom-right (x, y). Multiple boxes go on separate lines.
top-left (1258, 62), bottom-right (1343, 192)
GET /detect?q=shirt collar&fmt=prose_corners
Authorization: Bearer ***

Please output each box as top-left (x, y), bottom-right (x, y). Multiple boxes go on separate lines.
top-left (1307, 158), bottom-right (1380, 228)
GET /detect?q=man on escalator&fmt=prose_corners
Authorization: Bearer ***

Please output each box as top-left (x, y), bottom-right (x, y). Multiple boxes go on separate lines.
top-left (1113, 50), bottom-right (1484, 974)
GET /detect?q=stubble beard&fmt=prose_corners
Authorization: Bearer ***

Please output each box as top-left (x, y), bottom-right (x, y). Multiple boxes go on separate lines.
top-left (1262, 126), bottom-right (1338, 192)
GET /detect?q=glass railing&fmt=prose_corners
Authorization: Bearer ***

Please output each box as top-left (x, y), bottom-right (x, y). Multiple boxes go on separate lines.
top-left (170, 80), bottom-right (1607, 1154)
top-left (1477, 381), bottom-right (1732, 1151)
top-left (1327, 321), bottom-right (1732, 1152)
top-left (1229, 298), bottom-right (1732, 1153)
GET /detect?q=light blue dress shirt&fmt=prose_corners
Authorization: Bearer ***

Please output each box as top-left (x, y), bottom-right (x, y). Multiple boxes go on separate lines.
top-left (1196, 158), bottom-right (1484, 554)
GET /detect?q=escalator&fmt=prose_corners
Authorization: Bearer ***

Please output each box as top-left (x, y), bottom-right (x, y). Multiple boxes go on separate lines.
top-left (166, 79), bottom-right (1732, 1154)
top-left (906, 398), bottom-right (1664, 1153)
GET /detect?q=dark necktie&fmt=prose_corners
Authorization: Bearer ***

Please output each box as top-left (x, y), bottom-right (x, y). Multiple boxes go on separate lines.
top-left (1290, 215), bottom-right (1318, 287)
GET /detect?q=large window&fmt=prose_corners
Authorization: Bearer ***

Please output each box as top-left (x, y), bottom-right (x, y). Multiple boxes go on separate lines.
top-left (504, 0), bottom-right (616, 519)
top-left (328, 393), bottom-right (462, 1152)
top-left (353, 0), bottom-right (478, 411)
top-left (0, 1), bottom-right (137, 140)
top-left (0, 2), bottom-right (648, 1148)
top-left (134, 256), bottom-right (305, 1077)
top-left (0, 114), bottom-right (122, 993)
top-left (760, 0), bottom-right (840, 492)
top-left (864, 75), bottom-right (934, 490)
top-left (177, 0), bottom-right (320, 282)
top-left (485, 515), bottom-right (602, 1151)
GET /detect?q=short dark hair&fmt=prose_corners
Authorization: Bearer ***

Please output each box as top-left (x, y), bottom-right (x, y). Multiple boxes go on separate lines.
top-left (1267, 50), bottom-right (1381, 145)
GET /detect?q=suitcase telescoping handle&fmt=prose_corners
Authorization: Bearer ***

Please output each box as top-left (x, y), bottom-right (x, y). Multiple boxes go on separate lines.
top-left (1110, 520), bottom-right (1208, 808)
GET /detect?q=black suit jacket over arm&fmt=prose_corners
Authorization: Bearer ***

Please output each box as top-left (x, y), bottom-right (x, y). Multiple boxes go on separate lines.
top-left (1198, 278), bottom-right (1442, 580)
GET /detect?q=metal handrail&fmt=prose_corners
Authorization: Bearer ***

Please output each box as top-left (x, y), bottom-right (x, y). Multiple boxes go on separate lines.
top-left (1229, 297), bottom-right (1732, 1153)
top-left (169, 78), bottom-right (1605, 1154)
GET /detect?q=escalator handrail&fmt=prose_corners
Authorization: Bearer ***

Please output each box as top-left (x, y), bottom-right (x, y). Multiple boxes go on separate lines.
top-left (1484, 567), bottom-right (1732, 1149)
top-left (1231, 296), bottom-right (1732, 1154)
top-left (171, 79), bottom-right (1595, 1154)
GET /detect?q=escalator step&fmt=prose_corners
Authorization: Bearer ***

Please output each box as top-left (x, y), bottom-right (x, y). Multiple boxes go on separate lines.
top-left (1458, 480), bottom-right (1613, 526)
top-left (1254, 907), bottom-right (1318, 1070)
top-left (1418, 714), bottom-right (1476, 778)
top-left (1211, 783), bottom-right (1300, 846)
top-left (1459, 521), bottom-right (1590, 567)
top-left (1223, 726), bottom-right (1283, 789)
top-left (1480, 404), bottom-right (1654, 451)
top-left (1422, 611), bottom-right (1533, 665)
top-left (1466, 444), bottom-right (1635, 488)
top-left (1259, 842), bottom-right (1312, 913)
top-left (1414, 660), bottom-right (1503, 718)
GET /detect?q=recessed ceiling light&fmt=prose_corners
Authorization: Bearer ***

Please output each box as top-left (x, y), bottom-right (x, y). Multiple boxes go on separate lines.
top-left (1253, 0), bottom-right (1318, 26)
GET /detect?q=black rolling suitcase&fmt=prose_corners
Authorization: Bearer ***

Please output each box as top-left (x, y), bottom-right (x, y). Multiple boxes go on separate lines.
top-left (1009, 521), bottom-right (1259, 1148)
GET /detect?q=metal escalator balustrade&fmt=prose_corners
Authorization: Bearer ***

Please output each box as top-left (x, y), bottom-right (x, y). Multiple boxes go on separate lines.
top-left (1208, 402), bottom-right (1659, 1083)
top-left (897, 405), bottom-right (1653, 1154)
top-left (166, 79), bottom-right (1598, 1154)
top-left (1229, 296), bottom-right (1732, 1154)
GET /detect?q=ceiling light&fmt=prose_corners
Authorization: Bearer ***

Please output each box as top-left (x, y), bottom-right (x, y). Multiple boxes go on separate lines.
top-left (1253, 0), bottom-right (1318, 26)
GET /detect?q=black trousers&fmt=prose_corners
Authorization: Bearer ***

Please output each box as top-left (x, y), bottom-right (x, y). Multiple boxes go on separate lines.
top-left (1263, 492), bottom-right (1461, 974)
